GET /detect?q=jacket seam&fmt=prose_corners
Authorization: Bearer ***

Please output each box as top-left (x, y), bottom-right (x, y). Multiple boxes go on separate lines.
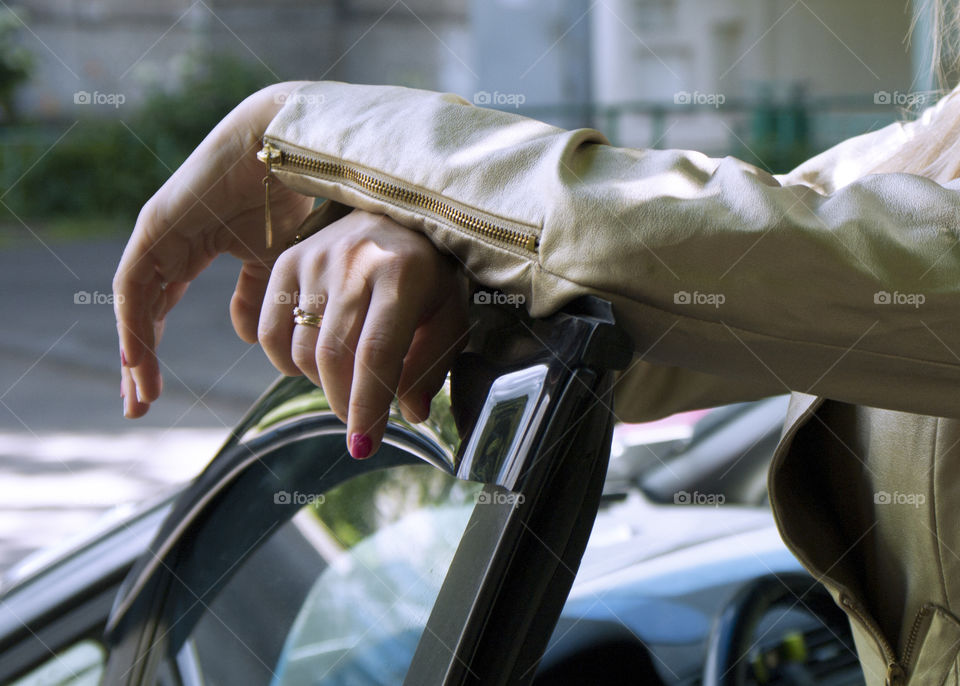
top-left (940, 655), bottom-right (956, 686)
top-left (922, 604), bottom-right (960, 667)
top-left (932, 418), bottom-right (951, 616)
top-left (954, 644), bottom-right (960, 686)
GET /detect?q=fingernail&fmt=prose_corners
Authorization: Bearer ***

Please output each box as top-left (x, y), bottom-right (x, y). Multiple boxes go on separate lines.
top-left (136, 388), bottom-right (143, 404)
top-left (121, 349), bottom-right (128, 367)
top-left (349, 433), bottom-right (372, 460)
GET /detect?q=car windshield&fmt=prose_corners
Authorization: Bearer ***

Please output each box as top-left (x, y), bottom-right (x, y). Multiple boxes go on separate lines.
top-left (605, 394), bottom-right (791, 507)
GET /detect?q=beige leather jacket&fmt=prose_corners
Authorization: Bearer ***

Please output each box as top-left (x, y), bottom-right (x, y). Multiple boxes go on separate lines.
top-left (264, 82), bottom-right (960, 685)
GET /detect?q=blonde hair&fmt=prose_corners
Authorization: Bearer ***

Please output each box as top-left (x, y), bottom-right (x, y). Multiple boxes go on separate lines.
top-left (872, 0), bottom-right (960, 181)
top-left (927, 0), bottom-right (960, 86)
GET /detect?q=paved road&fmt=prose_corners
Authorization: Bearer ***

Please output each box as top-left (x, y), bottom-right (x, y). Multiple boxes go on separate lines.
top-left (0, 235), bottom-right (281, 573)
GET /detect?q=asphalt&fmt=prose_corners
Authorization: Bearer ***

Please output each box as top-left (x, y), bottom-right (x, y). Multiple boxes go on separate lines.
top-left (0, 234), bottom-right (281, 573)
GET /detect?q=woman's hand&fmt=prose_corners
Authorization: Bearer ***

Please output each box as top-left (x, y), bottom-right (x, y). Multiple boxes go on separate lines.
top-left (259, 209), bottom-right (470, 459)
top-left (114, 82), bottom-right (314, 418)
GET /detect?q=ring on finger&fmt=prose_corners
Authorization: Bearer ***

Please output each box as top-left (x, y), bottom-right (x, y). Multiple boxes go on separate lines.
top-left (293, 306), bottom-right (323, 328)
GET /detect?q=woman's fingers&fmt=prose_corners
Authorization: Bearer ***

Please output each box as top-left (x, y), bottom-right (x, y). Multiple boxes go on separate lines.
top-left (255, 209), bottom-right (470, 459)
top-left (115, 282), bottom-right (162, 407)
top-left (231, 263), bottom-right (272, 344)
top-left (112, 82), bottom-right (313, 419)
top-left (114, 205), bottom-right (213, 409)
top-left (113, 234), bottom-right (162, 371)
top-left (121, 365), bottom-right (148, 418)
top-left (314, 288), bottom-right (369, 423)
top-left (396, 289), bottom-right (470, 423)
top-left (258, 256), bottom-right (305, 377)
top-left (289, 295), bottom-right (329, 387)
top-left (346, 286), bottom-right (422, 459)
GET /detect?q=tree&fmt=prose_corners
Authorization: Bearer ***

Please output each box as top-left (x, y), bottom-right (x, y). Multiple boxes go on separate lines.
top-left (0, 7), bottom-right (32, 122)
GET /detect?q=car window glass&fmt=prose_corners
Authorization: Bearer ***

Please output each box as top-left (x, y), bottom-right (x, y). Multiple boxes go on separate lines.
top-left (8, 639), bottom-right (104, 686)
top-left (182, 463), bottom-right (484, 686)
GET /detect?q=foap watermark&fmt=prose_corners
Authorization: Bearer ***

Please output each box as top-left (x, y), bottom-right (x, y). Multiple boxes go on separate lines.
top-left (674, 490), bottom-right (725, 507)
top-left (73, 90), bottom-right (126, 108)
top-left (274, 91), bottom-right (325, 106)
top-left (275, 291), bottom-right (327, 306)
top-left (274, 490), bottom-right (325, 506)
top-left (874, 290), bottom-right (924, 308)
top-left (874, 490), bottom-right (925, 508)
top-left (476, 490), bottom-right (525, 506)
top-left (473, 90), bottom-right (526, 108)
top-left (74, 290), bottom-right (123, 305)
top-left (674, 290), bottom-right (725, 308)
top-left (674, 90), bottom-right (726, 108)
top-left (474, 290), bottom-right (525, 307)
top-left (874, 90), bottom-right (934, 108)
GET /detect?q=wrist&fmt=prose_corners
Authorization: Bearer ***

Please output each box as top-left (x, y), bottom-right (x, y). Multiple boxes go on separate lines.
top-left (239, 81), bottom-right (314, 141)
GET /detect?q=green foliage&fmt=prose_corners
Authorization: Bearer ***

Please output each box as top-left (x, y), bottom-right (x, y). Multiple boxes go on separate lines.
top-left (1, 52), bottom-right (274, 227)
top-left (733, 87), bottom-right (817, 174)
top-left (131, 53), bottom-right (275, 170)
top-left (256, 387), bottom-right (333, 431)
top-left (0, 7), bottom-right (32, 122)
top-left (312, 465), bottom-right (481, 549)
top-left (5, 121), bottom-right (162, 219)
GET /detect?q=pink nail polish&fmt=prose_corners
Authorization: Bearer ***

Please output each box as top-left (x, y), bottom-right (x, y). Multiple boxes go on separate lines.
top-left (121, 349), bottom-right (128, 367)
top-left (349, 433), bottom-right (372, 460)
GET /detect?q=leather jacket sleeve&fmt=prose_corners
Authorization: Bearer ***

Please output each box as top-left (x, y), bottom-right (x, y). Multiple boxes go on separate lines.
top-left (264, 81), bottom-right (960, 420)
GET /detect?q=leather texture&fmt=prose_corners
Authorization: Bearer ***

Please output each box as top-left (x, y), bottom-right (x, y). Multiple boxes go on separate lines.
top-left (265, 80), bottom-right (960, 684)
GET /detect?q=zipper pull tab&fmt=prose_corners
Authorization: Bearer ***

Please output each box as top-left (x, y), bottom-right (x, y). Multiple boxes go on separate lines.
top-left (257, 142), bottom-right (282, 249)
top-left (886, 662), bottom-right (905, 686)
top-left (839, 594), bottom-right (906, 685)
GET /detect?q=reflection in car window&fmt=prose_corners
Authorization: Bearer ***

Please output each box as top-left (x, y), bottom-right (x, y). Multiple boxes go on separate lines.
top-left (8, 639), bottom-right (104, 686)
top-left (183, 464), bottom-right (483, 685)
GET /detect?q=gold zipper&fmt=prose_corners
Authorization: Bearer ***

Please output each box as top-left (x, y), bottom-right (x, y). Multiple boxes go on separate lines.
top-left (257, 142), bottom-right (283, 249)
top-left (840, 594), bottom-right (905, 686)
top-left (258, 140), bottom-right (539, 254)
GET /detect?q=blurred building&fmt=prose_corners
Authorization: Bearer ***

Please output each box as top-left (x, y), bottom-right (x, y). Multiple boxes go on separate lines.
top-left (589, 0), bottom-right (925, 154)
top-left (469, 0), bottom-right (593, 130)
top-left (14, 0), bottom-right (473, 119)
top-left (9, 0), bottom-right (940, 160)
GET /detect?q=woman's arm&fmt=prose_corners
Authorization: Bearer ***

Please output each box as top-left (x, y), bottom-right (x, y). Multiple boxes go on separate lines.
top-left (113, 79), bottom-right (960, 455)
top-left (260, 81), bottom-right (960, 421)
top-left (611, 92), bottom-right (959, 422)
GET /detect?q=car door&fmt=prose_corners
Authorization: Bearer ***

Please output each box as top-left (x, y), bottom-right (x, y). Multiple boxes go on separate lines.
top-left (0, 498), bottom-right (171, 686)
top-left (101, 296), bottom-right (632, 686)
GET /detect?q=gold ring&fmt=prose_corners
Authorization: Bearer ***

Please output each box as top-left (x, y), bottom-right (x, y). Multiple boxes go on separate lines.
top-left (293, 306), bottom-right (323, 328)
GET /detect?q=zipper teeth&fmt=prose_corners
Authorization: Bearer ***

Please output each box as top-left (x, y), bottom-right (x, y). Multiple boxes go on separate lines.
top-left (840, 595), bottom-right (902, 677)
top-left (900, 605), bottom-right (930, 670)
top-left (276, 147), bottom-right (539, 253)
top-left (768, 416), bottom-right (902, 683)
